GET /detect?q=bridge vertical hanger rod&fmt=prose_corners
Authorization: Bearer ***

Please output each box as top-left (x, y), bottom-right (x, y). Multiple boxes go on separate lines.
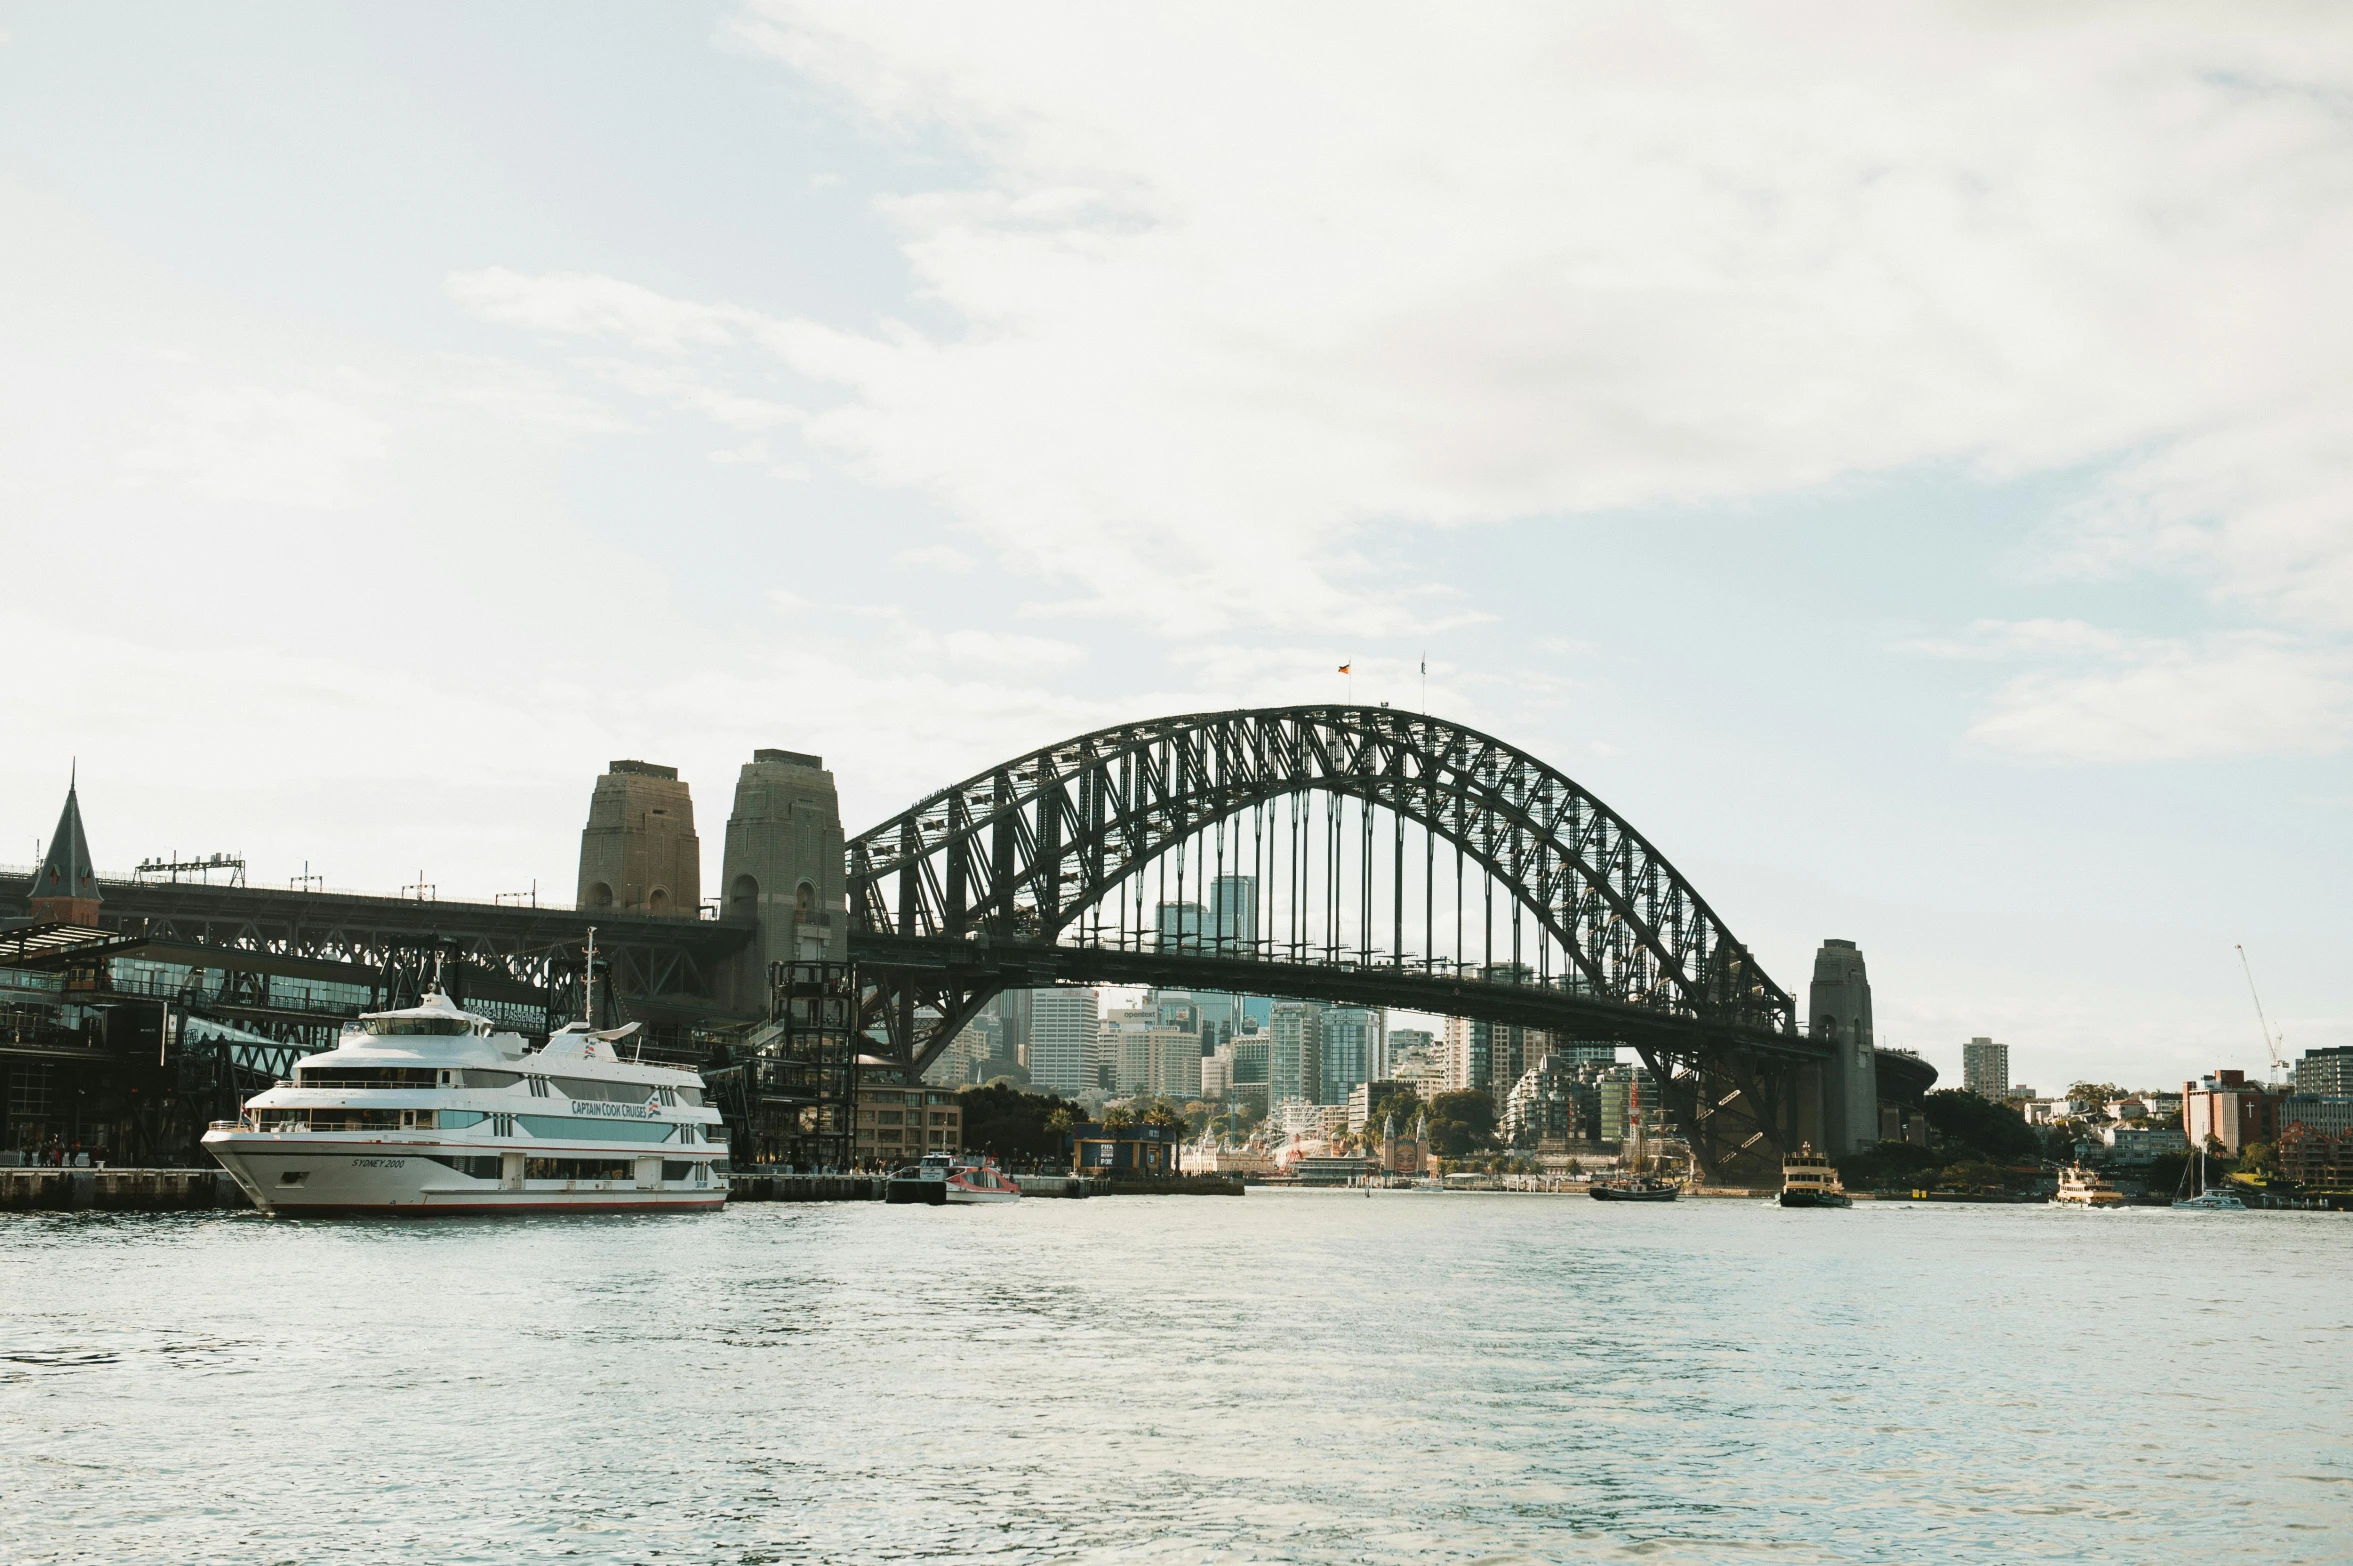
top-left (1393, 799), bottom-right (1404, 968)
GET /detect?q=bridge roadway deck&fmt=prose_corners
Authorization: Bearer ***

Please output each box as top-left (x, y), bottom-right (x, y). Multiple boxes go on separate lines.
top-left (849, 931), bottom-right (1836, 1065)
top-left (0, 872), bottom-right (758, 1023)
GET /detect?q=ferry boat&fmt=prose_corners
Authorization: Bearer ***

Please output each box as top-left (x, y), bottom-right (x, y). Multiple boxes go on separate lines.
top-left (2052, 1163), bottom-right (2124, 1208)
top-left (202, 989), bottom-right (728, 1215)
top-left (884, 1152), bottom-right (1024, 1205)
top-left (1778, 1142), bottom-right (1852, 1209)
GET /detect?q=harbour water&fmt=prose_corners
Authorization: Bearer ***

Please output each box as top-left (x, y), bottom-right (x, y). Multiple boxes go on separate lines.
top-left (1, 1193), bottom-right (2344, 1563)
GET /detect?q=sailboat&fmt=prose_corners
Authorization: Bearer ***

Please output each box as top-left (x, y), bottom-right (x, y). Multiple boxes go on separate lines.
top-left (1590, 1079), bottom-right (1680, 1202)
top-left (2171, 1145), bottom-right (2247, 1212)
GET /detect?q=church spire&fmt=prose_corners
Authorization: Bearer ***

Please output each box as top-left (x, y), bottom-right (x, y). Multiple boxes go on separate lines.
top-left (29, 774), bottom-right (102, 926)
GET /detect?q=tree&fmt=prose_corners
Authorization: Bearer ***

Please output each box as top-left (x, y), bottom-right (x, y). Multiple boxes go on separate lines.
top-left (1139, 1097), bottom-right (1187, 1132)
top-left (1834, 1139), bottom-right (1940, 1189)
top-left (1423, 1089), bottom-right (1496, 1157)
top-left (957, 1082), bottom-right (1086, 1166)
top-left (1921, 1089), bottom-right (2039, 1162)
top-left (1361, 1082), bottom-right (1421, 1139)
top-left (2065, 1081), bottom-right (2120, 1116)
top-left (1101, 1104), bottom-right (1136, 1132)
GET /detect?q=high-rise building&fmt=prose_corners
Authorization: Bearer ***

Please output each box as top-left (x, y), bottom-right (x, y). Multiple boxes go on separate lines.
top-left (1154, 901), bottom-right (1205, 951)
top-left (1388, 1027), bottom-right (1434, 1066)
top-left (2294, 1046), bottom-right (2353, 1096)
top-left (1192, 993), bottom-right (1243, 1051)
top-left (577, 760), bottom-right (700, 918)
top-left (993, 990), bottom-right (1033, 1070)
top-left (1210, 875), bottom-right (1259, 955)
top-left (1028, 988), bottom-right (1100, 1096)
top-left (1549, 1040), bottom-right (1618, 1069)
top-left (1467, 965), bottom-right (1551, 1102)
top-left (1108, 1006), bottom-right (1203, 1099)
top-left (1598, 1063), bottom-right (1659, 1144)
top-left (1441, 1016), bottom-right (1473, 1092)
top-left (1319, 1006), bottom-right (1382, 1104)
top-left (1268, 1001), bottom-right (1323, 1106)
top-left (1962, 1038), bottom-right (2010, 1100)
top-left (1229, 1032), bottom-right (1270, 1109)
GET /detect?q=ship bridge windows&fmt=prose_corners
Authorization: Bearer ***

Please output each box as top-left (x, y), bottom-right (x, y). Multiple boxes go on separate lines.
top-left (553, 1077), bottom-right (663, 1104)
top-left (297, 1066), bottom-right (439, 1088)
top-left (257, 1108), bottom-right (408, 1131)
top-left (459, 1069), bottom-right (522, 1089)
top-left (362, 1017), bottom-right (474, 1037)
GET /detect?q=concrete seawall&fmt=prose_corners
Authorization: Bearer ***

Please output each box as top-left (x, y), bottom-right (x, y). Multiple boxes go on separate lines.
top-left (1, 1168), bottom-right (252, 1211)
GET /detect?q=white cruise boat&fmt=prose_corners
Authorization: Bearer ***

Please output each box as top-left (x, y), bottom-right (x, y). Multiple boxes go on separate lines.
top-left (202, 989), bottom-right (728, 1215)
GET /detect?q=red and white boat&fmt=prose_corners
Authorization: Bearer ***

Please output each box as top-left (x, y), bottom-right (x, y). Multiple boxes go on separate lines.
top-left (887, 1152), bottom-right (1023, 1204)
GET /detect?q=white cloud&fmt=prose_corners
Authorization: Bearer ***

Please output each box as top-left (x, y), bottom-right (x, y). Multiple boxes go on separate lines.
top-left (892, 543), bottom-right (976, 572)
top-left (1936, 623), bottom-right (2353, 762)
top-left (445, 8), bottom-right (2353, 743)
top-left (446, 267), bottom-right (746, 353)
top-left (121, 382), bottom-right (389, 508)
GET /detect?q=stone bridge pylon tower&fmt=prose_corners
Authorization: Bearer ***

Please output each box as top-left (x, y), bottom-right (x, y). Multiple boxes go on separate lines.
top-left (719, 748), bottom-right (846, 1010)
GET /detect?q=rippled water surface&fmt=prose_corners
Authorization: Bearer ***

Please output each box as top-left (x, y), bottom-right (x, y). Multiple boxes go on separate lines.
top-left (1, 1192), bottom-right (2346, 1563)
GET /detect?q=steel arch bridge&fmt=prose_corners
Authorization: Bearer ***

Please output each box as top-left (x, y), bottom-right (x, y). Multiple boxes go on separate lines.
top-left (846, 705), bottom-right (1836, 1180)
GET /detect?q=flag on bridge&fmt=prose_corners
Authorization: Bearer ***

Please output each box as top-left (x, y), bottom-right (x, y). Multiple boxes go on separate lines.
top-left (1337, 663), bottom-right (1351, 674)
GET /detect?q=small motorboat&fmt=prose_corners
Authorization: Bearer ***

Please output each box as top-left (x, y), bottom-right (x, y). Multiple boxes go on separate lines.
top-left (886, 1152), bottom-right (1024, 1206)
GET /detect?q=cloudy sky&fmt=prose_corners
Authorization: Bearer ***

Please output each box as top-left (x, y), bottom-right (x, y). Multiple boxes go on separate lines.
top-left (4, 3), bottom-right (2348, 1090)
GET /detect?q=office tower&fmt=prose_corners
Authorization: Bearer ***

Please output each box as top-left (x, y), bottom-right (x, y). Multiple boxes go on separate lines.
top-left (1211, 875), bottom-right (1259, 955)
top-left (1154, 901), bottom-right (1205, 951)
top-left (1028, 988), bottom-right (1100, 1096)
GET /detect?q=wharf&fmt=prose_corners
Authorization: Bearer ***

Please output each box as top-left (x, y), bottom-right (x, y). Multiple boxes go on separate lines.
top-left (725, 1173), bottom-right (884, 1202)
top-left (1, 1168), bottom-right (251, 1211)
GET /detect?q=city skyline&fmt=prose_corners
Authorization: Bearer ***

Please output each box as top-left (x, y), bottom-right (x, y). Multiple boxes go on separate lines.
top-left (4, 8), bottom-right (2348, 1096)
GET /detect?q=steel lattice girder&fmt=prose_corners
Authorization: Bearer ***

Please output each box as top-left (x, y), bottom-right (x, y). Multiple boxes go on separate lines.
top-left (0, 873), bottom-right (755, 1015)
top-left (847, 705), bottom-right (1798, 1030)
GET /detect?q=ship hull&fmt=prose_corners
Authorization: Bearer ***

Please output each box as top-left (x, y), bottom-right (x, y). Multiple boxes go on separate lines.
top-left (1589, 1183), bottom-right (1679, 1202)
top-left (205, 1134), bottom-right (725, 1216)
top-left (1777, 1190), bottom-right (1852, 1209)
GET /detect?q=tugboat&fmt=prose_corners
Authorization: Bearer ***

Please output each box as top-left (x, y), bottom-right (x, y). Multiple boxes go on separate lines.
top-left (2052, 1163), bottom-right (2124, 1208)
top-left (885, 1152), bottom-right (1024, 1205)
top-left (1778, 1142), bottom-right (1852, 1209)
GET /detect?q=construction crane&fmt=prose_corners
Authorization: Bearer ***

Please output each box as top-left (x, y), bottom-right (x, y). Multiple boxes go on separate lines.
top-left (2236, 943), bottom-right (2288, 1084)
